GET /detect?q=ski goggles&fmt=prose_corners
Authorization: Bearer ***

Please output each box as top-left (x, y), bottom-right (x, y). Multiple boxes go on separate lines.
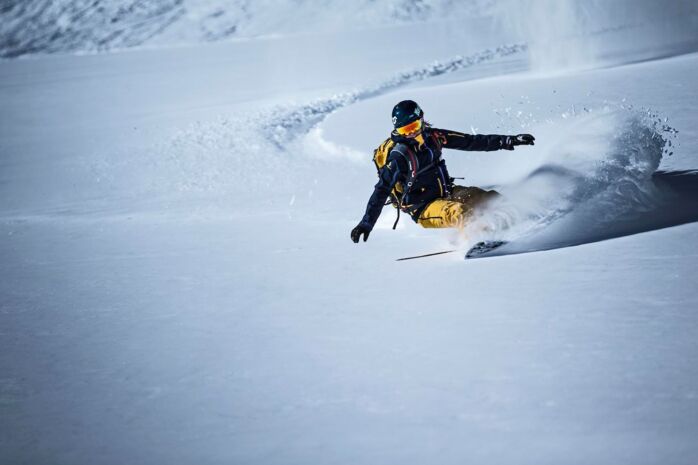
top-left (396, 118), bottom-right (423, 136)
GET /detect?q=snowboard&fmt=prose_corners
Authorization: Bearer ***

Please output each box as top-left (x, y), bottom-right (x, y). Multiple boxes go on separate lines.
top-left (464, 240), bottom-right (508, 259)
top-left (396, 240), bottom-right (508, 261)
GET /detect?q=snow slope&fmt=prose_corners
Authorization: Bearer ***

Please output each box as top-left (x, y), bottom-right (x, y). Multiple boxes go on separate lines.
top-left (2, 3), bottom-right (698, 465)
top-left (4, 0), bottom-right (697, 61)
top-left (0, 0), bottom-right (495, 58)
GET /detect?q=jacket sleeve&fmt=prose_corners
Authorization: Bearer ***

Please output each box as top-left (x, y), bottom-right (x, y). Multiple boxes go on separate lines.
top-left (359, 153), bottom-right (408, 229)
top-left (435, 128), bottom-right (513, 152)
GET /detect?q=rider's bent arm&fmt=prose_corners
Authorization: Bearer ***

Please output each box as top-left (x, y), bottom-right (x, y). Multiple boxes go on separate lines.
top-left (359, 154), bottom-right (407, 228)
top-left (435, 128), bottom-right (512, 151)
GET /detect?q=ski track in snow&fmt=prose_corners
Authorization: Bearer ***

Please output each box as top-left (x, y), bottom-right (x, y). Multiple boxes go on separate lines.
top-left (100, 43), bottom-right (527, 199)
top-left (264, 43), bottom-right (528, 145)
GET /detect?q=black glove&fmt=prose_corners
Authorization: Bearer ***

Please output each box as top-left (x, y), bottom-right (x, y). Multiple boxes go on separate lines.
top-left (514, 134), bottom-right (535, 145)
top-left (351, 222), bottom-right (372, 243)
top-left (503, 134), bottom-right (535, 150)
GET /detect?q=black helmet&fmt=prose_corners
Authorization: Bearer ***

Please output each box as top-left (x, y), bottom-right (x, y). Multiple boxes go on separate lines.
top-left (392, 100), bottom-right (423, 129)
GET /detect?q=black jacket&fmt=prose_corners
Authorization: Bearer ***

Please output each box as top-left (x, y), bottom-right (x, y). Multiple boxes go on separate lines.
top-left (359, 127), bottom-right (513, 228)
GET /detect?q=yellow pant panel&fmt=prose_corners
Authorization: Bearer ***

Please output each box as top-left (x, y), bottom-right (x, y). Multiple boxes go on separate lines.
top-left (417, 199), bottom-right (469, 229)
top-left (415, 186), bottom-right (500, 229)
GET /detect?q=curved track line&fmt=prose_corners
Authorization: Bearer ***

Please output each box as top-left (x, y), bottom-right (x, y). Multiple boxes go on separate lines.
top-left (264, 43), bottom-right (528, 145)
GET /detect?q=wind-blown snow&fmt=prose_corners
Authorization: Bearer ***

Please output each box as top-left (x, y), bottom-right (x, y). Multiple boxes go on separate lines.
top-left (497, 0), bottom-right (698, 71)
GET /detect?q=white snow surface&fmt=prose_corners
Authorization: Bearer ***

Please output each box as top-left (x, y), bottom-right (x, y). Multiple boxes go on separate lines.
top-left (2, 3), bottom-right (698, 465)
top-left (0, 0), bottom-right (496, 58)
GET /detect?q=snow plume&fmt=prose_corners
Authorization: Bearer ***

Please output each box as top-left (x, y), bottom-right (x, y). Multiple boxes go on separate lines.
top-left (496, 0), bottom-right (698, 72)
top-left (464, 106), bottom-right (676, 252)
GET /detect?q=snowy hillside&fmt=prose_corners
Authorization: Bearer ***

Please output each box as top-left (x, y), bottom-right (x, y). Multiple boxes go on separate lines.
top-left (3, 0), bottom-right (697, 60)
top-left (2, 1), bottom-right (698, 464)
top-left (0, 0), bottom-right (494, 58)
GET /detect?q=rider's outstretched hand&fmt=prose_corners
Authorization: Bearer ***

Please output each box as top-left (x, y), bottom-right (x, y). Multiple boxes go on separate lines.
top-left (514, 134), bottom-right (535, 146)
top-left (351, 222), bottom-right (372, 243)
top-left (503, 134), bottom-right (535, 150)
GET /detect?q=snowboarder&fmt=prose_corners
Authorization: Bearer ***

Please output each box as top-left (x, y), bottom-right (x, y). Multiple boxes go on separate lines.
top-left (351, 100), bottom-right (535, 243)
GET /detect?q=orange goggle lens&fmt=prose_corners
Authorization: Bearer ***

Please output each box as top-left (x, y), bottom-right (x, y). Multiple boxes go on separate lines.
top-left (396, 118), bottom-right (423, 135)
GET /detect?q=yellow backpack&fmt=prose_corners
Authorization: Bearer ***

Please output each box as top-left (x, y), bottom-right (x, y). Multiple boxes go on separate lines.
top-left (372, 137), bottom-right (418, 229)
top-left (371, 131), bottom-right (443, 229)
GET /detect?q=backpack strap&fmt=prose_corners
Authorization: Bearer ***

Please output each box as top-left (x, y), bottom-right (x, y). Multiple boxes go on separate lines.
top-left (388, 143), bottom-right (419, 230)
top-left (391, 143), bottom-right (418, 190)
